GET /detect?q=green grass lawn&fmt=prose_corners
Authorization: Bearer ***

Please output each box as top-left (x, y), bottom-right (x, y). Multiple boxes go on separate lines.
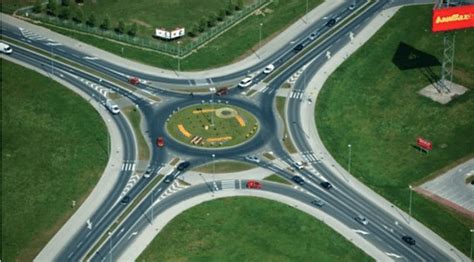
top-left (1, 59), bottom-right (108, 261)
top-left (192, 161), bottom-right (255, 173)
top-left (315, 5), bottom-right (474, 255)
top-left (1, 0), bottom-right (35, 14)
top-left (122, 106), bottom-right (149, 160)
top-left (264, 174), bottom-right (291, 185)
top-left (40, 0), bottom-right (323, 70)
top-left (166, 104), bottom-right (258, 148)
top-left (138, 197), bottom-right (371, 261)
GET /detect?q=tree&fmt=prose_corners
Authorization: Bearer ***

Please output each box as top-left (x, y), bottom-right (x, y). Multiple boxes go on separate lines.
top-left (86, 13), bottom-right (96, 27)
top-left (59, 7), bottom-right (70, 20)
top-left (127, 22), bottom-right (137, 36)
top-left (207, 13), bottom-right (217, 28)
top-left (225, 3), bottom-right (234, 15)
top-left (115, 20), bottom-right (125, 34)
top-left (100, 16), bottom-right (110, 30)
top-left (198, 17), bottom-right (206, 33)
top-left (32, 0), bottom-right (42, 13)
top-left (73, 8), bottom-right (84, 23)
top-left (217, 9), bottom-right (225, 21)
top-left (188, 22), bottom-right (199, 37)
top-left (46, 0), bottom-right (58, 16)
top-left (61, 0), bottom-right (70, 6)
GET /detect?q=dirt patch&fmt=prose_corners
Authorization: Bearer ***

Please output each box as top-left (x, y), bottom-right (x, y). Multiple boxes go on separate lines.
top-left (130, 19), bottom-right (152, 28)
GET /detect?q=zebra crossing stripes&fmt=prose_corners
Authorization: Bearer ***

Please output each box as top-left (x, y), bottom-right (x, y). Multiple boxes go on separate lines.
top-left (121, 161), bottom-right (135, 171)
top-left (19, 28), bottom-right (62, 46)
top-left (290, 90), bottom-right (303, 100)
top-left (221, 180), bottom-right (236, 190)
top-left (302, 151), bottom-right (318, 163)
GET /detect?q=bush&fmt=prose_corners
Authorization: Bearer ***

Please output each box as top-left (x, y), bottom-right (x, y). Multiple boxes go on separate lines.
top-left (32, 0), bottom-right (42, 13)
top-left (86, 13), bottom-right (96, 27)
top-left (61, 0), bottom-right (70, 6)
top-left (73, 8), bottom-right (84, 23)
top-left (58, 7), bottom-right (70, 20)
top-left (100, 16), bottom-right (110, 30)
top-left (207, 13), bottom-right (217, 28)
top-left (115, 20), bottom-right (125, 34)
top-left (198, 17), bottom-right (206, 33)
top-left (127, 22), bottom-right (137, 36)
top-left (46, 1), bottom-right (58, 16)
top-left (217, 9), bottom-right (226, 21)
top-left (225, 3), bottom-right (234, 15)
top-left (188, 23), bottom-right (199, 37)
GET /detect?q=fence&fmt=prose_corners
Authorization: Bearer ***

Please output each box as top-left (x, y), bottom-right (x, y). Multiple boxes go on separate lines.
top-left (18, 0), bottom-right (270, 57)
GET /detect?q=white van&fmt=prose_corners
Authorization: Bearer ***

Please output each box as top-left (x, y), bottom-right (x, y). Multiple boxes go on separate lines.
top-left (238, 77), bottom-right (253, 88)
top-left (0, 42), bottom-right (13, 54)
top-left (105, 100), bottom-right (120, 114)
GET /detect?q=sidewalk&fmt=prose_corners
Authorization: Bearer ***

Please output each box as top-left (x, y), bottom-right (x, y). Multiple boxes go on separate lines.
top-left (297, 5), bottom-right (469, 262)
top-left (1, 0), bottom-right (343, 79)
top-left (118, 188), bottom-right (389, 261)
top-left (1, 56), bottom-right (127, 261)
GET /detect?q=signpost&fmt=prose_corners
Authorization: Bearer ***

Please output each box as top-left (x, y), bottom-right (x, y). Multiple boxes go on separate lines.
top-left (416, 137), bottom-right (433, 152)
top-left (155, 27), bottom-right (185, 40)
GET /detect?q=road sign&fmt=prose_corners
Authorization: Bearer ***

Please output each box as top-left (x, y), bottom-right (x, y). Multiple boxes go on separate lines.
top-left (432, 5), bottom-right (474, 32)
top-left (417, 137), bottom-right (433, 151)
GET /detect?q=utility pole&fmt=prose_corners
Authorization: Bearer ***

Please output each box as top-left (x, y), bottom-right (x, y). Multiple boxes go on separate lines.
top-left (408, 185), bottom-right (413, 224)
top-left (347, 144), bottom-right (352, 173)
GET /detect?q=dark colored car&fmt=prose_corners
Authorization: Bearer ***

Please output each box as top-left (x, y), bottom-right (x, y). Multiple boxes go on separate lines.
top-left (293, 44), bottom-right (304, 52)
top-left (311, 198), bottom-right (325, 207)
top-left (177, 161), bottom-right (190, 171)
top-left (402, 236), bottom-right (416, 245)
top-left (216, 87), bottom-right (228, 96)
top-left (320, 181), bottom-right (333, 190)
top-left (164, 174), bottom-right (175, 183)
top-left (120, 196), bottom-right (131, 205)
top-left (292, 176), bottom-right (305, 185)
top-left (326, 18), bottom-right (336, 27)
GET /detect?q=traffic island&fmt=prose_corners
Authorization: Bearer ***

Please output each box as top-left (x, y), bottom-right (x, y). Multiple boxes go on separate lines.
top-left (166, 104), bottom-right (259, 148)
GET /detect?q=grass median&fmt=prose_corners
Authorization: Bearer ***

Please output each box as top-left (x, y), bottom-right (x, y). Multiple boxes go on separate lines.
top-left (2, 59), bottom-right (108, 261)
top-left (138, 197), bottom-right (371, 261)
top-left (315, 5), bottom-right (473, 255)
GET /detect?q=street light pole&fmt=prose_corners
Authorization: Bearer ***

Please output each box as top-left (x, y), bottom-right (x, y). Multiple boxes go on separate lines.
top-left (151, 190), bottom-right (154, 224)
top-left (408, 185), bottom-right (413, 224)
top-left (50, 44), bottom-right (54, 76)
top-left (347, 144), bottom-right (352, 173)
top-left (177, 41), bottom-right (181, 72)
top-left (470, 229), bottom-right (474, 260)
top-left (259, 23), bottom-right (263, 53)
top-left (212, 154), bottom-right (216, 184)
top-left (210, 87), bottom-right (216, 126)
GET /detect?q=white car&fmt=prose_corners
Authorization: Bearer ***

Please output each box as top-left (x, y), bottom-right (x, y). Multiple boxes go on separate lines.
top-left (105, 100), bottom-right (120, 114)
top-left (293, 161), bottom-right (304, 169)
top-left (244, 155), bottom-right (260, 163)
top-left (348, 4), bottom-right (356, 10)
top-left (238, 77), bottom-right (253, 88)
top-left (263, 64), bottom-right (275, 74)
top-left (0, 42), bottom-right (13, 54)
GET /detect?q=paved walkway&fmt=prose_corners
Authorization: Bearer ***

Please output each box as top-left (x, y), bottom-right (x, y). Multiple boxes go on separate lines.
top-left (0, 56), bottom-right (130, 261)
top-left (296, 5), bottom-right (469, 262)
top-left (418, 158), bottom-right (474, 217)
top-left (2, 0), bottom-right (344, 79)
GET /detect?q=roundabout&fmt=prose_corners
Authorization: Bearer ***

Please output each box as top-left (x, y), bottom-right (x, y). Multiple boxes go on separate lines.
top-left (166, 104), bottom-right (259, 148)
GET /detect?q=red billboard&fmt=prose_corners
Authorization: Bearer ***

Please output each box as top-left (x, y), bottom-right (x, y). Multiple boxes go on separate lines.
top-left (417, 137), bottom-right (433, 151)
top-left (432, 5), bottom-right (474, 32)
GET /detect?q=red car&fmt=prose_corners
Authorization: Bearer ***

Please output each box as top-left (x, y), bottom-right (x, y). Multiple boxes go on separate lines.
top-left (216, 87), bottom-right (228, 96)
top-left (128, 77), bottom-right (140, 85)
top-left (246, 180), bottom-right (262, 189)
top-left (156, 137), bottom-right (164, 147)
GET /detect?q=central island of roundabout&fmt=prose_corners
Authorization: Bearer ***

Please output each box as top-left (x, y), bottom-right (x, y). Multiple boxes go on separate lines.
top-left (166, 104), bottom-right (259, 149)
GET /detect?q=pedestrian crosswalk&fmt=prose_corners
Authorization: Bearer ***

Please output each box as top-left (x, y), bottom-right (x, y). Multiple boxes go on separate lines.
top-left (221, 179), bottom-right (236, 190)
top-left (301, 151), bottom-right (318, 163)
top-left (290, 90), bottom-right (304, 100)
top-left (121, 161), bottom-right (136, 171)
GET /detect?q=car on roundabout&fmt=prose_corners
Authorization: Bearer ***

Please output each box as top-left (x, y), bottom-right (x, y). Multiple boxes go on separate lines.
top-left (164, 174), bottom-right (175, 184)
top-left (156, 137), bottom-right (164, 147)
top-left (263, 64), bottom-right (275, 74)
top-left (144, 167), bottom-right (153, 178)
top-left (238, 77), bottom-right (253, 88)
top-left (177, 161), bottom-right (190, 171)
top-left (246, 180), bottom-right (262, 189)
top-left (244, 155), bottom-right (260, 163)
top-left (120, 196), bottom-right (131, 205)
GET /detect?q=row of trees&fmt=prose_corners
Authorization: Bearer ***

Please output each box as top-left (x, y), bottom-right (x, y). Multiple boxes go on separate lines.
top-left (31, 0), bottom-right (138, 36)
top-left (187, 0), bottom-right (245, 37)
